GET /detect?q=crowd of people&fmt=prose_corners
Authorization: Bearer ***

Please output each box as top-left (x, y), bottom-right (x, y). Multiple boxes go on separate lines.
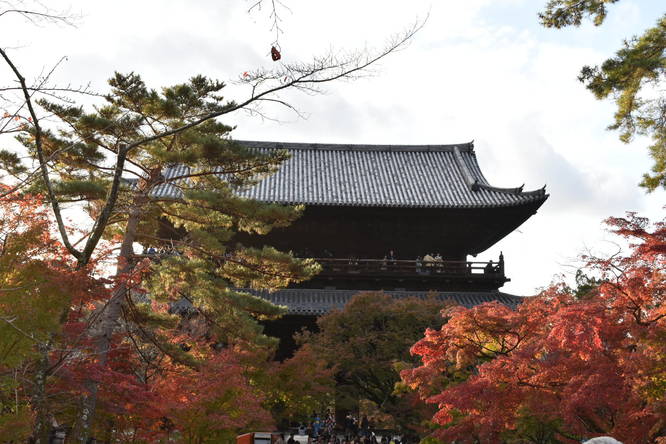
top-left (142, 244), bottom-right (181, 256)
top-left (275, 412), bottom-right (403, 444)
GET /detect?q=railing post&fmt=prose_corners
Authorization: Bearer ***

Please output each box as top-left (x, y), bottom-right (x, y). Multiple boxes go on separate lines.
top-left (499, 251), bottom-right (505, 275)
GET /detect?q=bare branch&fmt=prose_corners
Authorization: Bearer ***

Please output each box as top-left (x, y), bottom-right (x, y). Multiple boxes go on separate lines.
top-left (0, 316), bottom-right (41, 344)
top-left (0, 2), bottom-right (79, 27)
top-left (69, 20), bottom-right (424, 266)
top-left (247, 0), bottom-right (292, 46)
top-left (0, 47), bottom-right (83, 260)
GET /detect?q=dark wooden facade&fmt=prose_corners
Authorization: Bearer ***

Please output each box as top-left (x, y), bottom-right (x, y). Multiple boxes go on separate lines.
top-left (230, 141), bottom-right (548, 357)
top-left (237, 203), bottom-right (544, 260)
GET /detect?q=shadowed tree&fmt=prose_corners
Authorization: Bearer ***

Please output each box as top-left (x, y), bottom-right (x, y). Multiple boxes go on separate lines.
top-left (0, 191), bottom-right (112, 443)
top-left (303, 292), bottom-right (449, 439)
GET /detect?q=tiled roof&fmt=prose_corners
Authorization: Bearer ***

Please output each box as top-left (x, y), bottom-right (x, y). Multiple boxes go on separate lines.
top-left (146, 140), bottom-right (547, 209)
top-left (243, 288), bottom-right (523, 315)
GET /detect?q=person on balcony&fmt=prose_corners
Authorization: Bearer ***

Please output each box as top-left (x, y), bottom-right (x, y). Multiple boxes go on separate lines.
top-left (434, 253), bottom-right (443, 272)
top-left (387, 249), bottom-right (397, 265)
top-left (423, 253), bottom-right (435, 268)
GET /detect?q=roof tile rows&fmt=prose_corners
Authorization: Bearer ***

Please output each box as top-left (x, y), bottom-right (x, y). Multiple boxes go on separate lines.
top-left (146, 140), bottom-right (547, 209)
top-left (244, 288), bottom-right (522, 315)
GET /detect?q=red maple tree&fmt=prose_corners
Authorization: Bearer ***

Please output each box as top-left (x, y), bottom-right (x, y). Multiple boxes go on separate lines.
top-left (0, 191), bottom-right (117, 441)
top-left (402, 213), bottom-right (666, 443)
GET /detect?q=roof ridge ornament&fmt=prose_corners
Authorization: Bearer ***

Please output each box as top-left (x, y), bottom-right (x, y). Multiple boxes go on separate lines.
top-left (476, 183), bottom-right (524, 194)
top-left (475, 183), bottom-right (548, 197)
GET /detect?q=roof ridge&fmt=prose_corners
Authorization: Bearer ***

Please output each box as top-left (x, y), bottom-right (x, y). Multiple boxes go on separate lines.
top-left (234, 139), bottom-right (475, 153)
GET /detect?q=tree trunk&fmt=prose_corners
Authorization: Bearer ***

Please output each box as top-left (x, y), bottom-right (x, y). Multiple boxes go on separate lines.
top-left (32, 340), bottom-right (51, 444)
top-left (71, 174), bottom-right (155, 443)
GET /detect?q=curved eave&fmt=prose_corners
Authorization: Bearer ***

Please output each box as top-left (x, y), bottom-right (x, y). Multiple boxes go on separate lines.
top-left (231, 194), bottom-right (549, 209)
top-left (238, 288), bottom-right (525, 315)
top-left (451, 145), bottom-right (549, 209)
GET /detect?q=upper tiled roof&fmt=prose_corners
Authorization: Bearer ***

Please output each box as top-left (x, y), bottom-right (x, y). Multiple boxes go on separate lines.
top-left (244, 288), bottom-right (523, 315)
top-left (148, 140), bottom-right (548, 209)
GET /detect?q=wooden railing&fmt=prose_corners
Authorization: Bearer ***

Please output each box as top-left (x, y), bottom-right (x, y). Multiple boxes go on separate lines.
top-left (132, 252), bottom-right (505, 279)
top-left (309, 258), bottom-right (504, 277)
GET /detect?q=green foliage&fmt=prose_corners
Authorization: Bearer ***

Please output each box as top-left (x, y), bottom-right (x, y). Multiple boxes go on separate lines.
top-left (305, 292), bottom-right (449, 437)
top-left (21, 72), bottom-right (321, 348)
top-left (505, 409), bottom-right (566, 444)
top-left (0, 404), bottom-right (33, 442)
top-left (572, 269), bottom-right (602, 299)
top-left (257, 343), bottom-right (336, 426)
top-left (539, 0), bottom-right (619, 28)
top-left (580, 14), bottom-right (666, 190)
top-left (418, 436), bottom-right (445, 444)
top-left (146, 255), bottom-right (287, 347)
top-left (53, 179), bottom-right (109, 201)
top-left (540, 1), bottom-right (666, 191)
top-left (0, 149), bottom-right (27, 176)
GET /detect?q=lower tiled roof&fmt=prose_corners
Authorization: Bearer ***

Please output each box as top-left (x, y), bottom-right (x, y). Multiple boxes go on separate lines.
top-left (243, 288), bottom-right (523, 315)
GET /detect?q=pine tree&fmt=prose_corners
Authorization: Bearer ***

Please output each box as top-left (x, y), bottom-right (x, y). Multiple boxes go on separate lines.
top-left (23, 73), bottom-right (324, 440)
top-left (539, 1), bottom-right (666, 191)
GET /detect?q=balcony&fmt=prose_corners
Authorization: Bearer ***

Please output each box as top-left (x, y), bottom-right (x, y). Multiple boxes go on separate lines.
top-left (132, 251), bottom-right (508, 291)
top-left (311, 257), bottom-right (502, 276)
top-left (300, 256), bottom-right (508, 291)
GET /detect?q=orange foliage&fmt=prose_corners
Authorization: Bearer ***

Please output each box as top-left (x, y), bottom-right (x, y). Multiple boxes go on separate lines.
top-left (403, 213), bottom-right (666, 443)
top-left (148, 351), bottom-right (274, 442)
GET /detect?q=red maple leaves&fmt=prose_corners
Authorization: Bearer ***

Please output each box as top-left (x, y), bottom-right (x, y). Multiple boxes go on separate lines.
top-left (403, 213), bottom-right (666, 443)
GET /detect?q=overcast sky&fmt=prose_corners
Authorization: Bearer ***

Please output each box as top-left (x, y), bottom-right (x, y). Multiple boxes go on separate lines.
top-left (2, 0), bottom-right (665, 295)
